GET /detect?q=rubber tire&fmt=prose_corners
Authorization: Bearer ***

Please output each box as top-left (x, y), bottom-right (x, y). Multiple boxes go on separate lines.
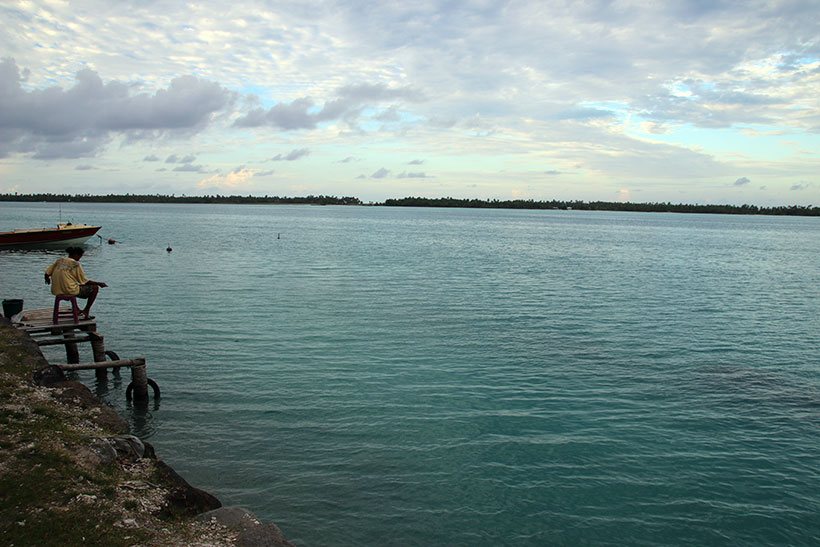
top-left (105, 350), bottom-right (120, 376)
top-left (126, 378), bottom-right (161, 401)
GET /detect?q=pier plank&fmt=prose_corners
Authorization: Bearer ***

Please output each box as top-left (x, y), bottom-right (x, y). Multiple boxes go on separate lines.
top-left (58, 357), bottom-right (145, 372)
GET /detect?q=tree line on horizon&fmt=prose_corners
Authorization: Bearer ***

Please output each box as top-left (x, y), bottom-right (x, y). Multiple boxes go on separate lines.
top-left (1, 193), bottom-right (817, 216)
top-left (383, 197), bottom-right (819, 216)
top-left (0, 193), bottom-right (362, 206)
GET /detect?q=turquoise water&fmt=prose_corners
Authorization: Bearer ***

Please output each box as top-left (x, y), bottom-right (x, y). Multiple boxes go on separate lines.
top-left (2, 202), bottom-right (819, 545)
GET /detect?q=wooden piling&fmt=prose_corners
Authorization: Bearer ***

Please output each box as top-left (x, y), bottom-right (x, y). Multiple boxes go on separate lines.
top-left (130, 363), bottom-right (150, 401)
top-left (90, 333), bottom-right (107, 380)
top-left (16, 309), bottom-right (158, 401)
top-left (64, 331), bottom-right (80, 364)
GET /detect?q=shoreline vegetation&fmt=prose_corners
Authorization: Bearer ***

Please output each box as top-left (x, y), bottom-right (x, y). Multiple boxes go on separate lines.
top-left (1, 193), bottom-right (818, 216)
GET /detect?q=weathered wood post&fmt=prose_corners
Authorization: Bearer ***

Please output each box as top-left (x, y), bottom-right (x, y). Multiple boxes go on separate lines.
top-left (89, 332), bottom-right (107, 381)
top-left (64, 332), bottom-right (80, 364)
top-left (130, 362), bottom-right (149, 401)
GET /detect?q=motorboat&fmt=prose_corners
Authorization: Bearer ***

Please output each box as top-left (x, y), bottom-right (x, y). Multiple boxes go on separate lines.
top-left (0, 223), bottom-right (101, 248)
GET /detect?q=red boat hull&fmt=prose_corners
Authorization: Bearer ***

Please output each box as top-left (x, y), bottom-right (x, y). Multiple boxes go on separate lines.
top-left (0, 225), bottom-right (101, 248)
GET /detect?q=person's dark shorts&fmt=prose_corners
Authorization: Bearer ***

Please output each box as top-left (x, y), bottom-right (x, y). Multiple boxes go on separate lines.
top-left (77, 285), bottom-right (95, 299)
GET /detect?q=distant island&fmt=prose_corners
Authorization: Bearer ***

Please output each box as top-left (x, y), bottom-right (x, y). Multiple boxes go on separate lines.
top-left (382, 197), bottom-right (819, 216)
top-left (0, 193), bottom-right (362, 206)
top-left (1, 193), bottom-right (817, 216)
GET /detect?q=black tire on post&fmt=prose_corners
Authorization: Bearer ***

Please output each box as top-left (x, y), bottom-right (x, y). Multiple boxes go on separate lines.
top-left (126, 378), bottom-right (160, 401)
top-left (105, 351), bottom-right (120, 376)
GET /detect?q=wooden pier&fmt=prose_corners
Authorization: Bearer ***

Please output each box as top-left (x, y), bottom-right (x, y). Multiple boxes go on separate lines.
top-left (13, 308), bottom-right (158, 401)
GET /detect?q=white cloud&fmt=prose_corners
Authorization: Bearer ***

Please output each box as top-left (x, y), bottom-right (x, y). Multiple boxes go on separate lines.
top-left (271, 148), bottom-right (310, 161)
top-left (173, 164), bottom-right (210, 173)
top-left (197, 167), bottom-right (255, 189)
top-left (234, 83), bottom-right (424, 130)
top-left (0, 59), bottom-right (233, 159)
top-left (165, 154), bottom-right (197, 164)
top-left (0, 1), bottom-right (818, 204)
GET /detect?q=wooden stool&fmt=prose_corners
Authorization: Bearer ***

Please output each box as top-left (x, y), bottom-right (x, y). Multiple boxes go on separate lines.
top-left (53, 295), bottom-right (80, 324)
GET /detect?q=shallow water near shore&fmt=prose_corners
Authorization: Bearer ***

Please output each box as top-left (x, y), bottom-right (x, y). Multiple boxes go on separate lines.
top-left (2, 201), bottom-right (819, 545)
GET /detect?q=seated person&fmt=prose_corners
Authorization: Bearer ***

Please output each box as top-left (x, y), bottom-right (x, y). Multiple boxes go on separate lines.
top-left (44, 246), bottom-right (108, 320)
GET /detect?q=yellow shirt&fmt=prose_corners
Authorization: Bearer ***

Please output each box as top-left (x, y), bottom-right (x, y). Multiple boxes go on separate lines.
top-left (45, 257), bottom-right (88, 296)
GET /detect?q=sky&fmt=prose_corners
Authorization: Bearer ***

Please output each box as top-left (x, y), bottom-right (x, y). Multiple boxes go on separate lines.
top-left (0, 0), bottom-right (818, 205)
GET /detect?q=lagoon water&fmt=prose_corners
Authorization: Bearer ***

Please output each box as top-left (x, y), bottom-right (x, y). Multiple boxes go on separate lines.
top-left (1, 201), bottom-right (819, 545)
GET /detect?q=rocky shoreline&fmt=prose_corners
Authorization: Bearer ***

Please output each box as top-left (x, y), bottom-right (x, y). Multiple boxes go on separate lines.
top-left (0, 318), bottom-right (293, 546)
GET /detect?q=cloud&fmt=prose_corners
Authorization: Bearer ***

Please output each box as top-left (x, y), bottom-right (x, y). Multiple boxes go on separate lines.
top-left (254, 170), bottom-right (275, 177)
top-left (338, 156), bottom-right (356, 163)
top-left (271, 148), bottom-right (310, 161)
top-left (2, 3), bottom-right (818, 204)
top-left (640, 122), bottom-right (669, 135)
top-left (790, 182), bottom-right (812, 191)
top-left (540, 125), bottom-right (732, 180)
top-left (234, 83), bottom-right (424, 130)
top-left (236, 98), bottom-right (317, 130)
top-left (370, 167), bottom-right (390, 179)
top-left (172, 163), bottom-right (209, 173)
top-left (408, 159), bottom-right (424, 165)
top-left (166, 154), bottom-right (196, 164)
top-left (553, 107), bottom-right (615, 121)
top-left (734, 177), bottom-right (751, 186)
top-left (374, 106), bottom-right (400, 122)
top-left (75, 164), bottom-right (96, 170)
top-left (397, 172), bottom-right (430, 179)
top-left (143, 154), bottom-right (160, 162)
top-left (544, 170), bottom-right (562, 175)
top-left (197, 167), bottom-right (254, 189)
top-left (0, 59), bottom-right (234, 159)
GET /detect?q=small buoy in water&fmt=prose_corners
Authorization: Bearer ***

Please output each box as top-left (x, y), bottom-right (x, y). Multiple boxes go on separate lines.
top-left (166, 244), bottom-right (172, 253)
top-left (277, 233), bottom-right (280, 239)
top-left (107, 238), bottom-right (117, 245)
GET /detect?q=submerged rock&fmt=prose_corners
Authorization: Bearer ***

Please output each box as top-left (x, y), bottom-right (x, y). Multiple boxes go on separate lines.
top-left (197, 506), bottom-right (295, 547)
top-left (109, 435), bottom-right (145, 461)
top-left (32, 365), bottom-right (66, 387)
top-left (196, 506), bottom-right (259, 529)
top-left (155, 459), bottom-right (222, 518)
top-left (50, 380), bottom-right (130, 434)
top-left (86, 438), bottom-right (118, 466)
top-left (237, 522), bottom-right (294, 547)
